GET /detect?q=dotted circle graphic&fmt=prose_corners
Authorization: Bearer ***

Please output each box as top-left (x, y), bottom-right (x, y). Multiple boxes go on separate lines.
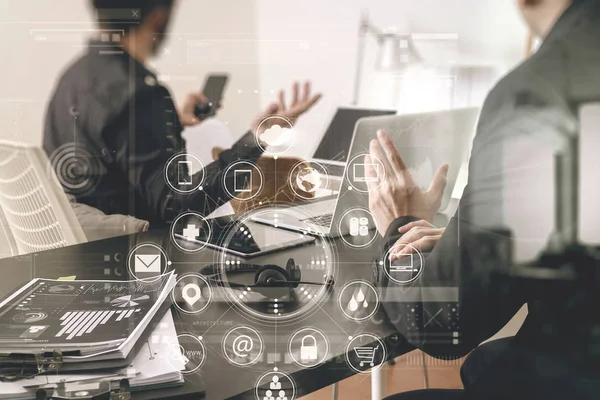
top-left (49, 143), bottom-right (103, 197)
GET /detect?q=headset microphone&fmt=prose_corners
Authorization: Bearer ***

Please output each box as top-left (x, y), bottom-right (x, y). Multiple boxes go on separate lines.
top-left (200, 258), bottom-right (334, 295)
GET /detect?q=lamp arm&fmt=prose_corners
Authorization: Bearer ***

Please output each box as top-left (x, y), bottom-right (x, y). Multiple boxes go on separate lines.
top-left (352, 26), bottom-right (367, 105)
top-left (352, 12), bottom-right (381, 105)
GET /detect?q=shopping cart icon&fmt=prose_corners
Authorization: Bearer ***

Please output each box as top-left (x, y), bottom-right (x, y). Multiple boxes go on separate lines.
top-left (353, 345), bottom-right (379, 367)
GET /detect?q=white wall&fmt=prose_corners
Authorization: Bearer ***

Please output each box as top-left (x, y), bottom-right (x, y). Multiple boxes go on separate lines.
top-left (256, 0), bottom-right (529, 158)
top-left (151, 0), bottom-right (261, 138)
top-left (0, 0), bottom-right (261, 145)
top-left (0, 0), bottom-right (93, 145)
top-left (0, 0), bottom-right (529, 150)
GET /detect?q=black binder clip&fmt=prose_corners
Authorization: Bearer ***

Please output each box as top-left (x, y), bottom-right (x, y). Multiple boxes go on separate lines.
top-left (36, 350), bottom-right (63, 375)
top-left (35, 378), bottom-right (131, 400)
top-left (0, 349), bottom-right (63, 381)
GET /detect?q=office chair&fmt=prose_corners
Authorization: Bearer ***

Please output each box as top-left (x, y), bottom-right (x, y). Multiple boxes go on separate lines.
top-left (0, 141), bottom-right (87, 256)
top-left (384, 390), bottom-right (464, 400)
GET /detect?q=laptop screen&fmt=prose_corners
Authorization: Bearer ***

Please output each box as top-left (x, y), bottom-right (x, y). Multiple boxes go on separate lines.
top-left (313, 108), bottom-right (396, 162)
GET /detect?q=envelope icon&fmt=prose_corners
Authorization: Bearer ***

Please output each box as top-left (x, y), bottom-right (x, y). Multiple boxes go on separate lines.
top-left (135, 254), bottom-right (161, 274)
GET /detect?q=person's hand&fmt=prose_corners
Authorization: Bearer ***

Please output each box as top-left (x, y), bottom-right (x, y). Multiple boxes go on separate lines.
top-left (388, 219), bottom-right (445, 261)
top-left (366, 130), bottom-right (449, 236)
top-left (252, 81), bottom-right (322, 137)
top-left (178, 91), bottom-right (212, 127)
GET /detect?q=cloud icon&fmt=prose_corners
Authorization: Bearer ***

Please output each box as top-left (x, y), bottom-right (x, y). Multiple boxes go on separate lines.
top-left (260, 124), bottom-right (293, 147)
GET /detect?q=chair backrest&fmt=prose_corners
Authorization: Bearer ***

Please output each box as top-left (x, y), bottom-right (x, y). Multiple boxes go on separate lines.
top-left (0, 141), bottom-right (87, 256)
top-left (578, 102), bottom-right (600, 244)
top-left (483, 102), bottom-right (600, 345)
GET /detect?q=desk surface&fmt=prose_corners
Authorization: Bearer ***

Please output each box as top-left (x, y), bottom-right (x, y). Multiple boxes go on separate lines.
top-left (0, 227), bottom-right (409, 400)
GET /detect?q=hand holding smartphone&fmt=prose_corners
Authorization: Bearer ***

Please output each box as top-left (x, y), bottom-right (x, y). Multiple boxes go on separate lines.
top-left (194, 74), bottom-right (229, 119)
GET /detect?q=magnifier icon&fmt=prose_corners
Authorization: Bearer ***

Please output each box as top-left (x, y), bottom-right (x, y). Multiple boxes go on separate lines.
top-left (168, 344), bottom-right (190, 365)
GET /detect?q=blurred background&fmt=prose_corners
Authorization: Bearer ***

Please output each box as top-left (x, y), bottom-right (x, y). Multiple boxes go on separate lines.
top-left (0, 0), bottom-right (528, 156)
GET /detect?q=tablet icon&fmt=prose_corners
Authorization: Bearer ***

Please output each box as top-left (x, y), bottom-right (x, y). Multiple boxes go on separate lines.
top-left (234, 170), bottom-right (253, 192)
top-left (223, 161), bottom-right (264, 201)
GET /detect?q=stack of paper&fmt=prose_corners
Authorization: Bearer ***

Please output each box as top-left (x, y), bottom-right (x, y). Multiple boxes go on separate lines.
top-left (0, 273), bottom-right (176, 370)
top-left (0, 310), bottom-right (184, 399)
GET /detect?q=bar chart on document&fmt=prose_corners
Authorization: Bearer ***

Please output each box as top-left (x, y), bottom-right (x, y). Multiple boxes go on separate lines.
top-left (0, 275), bottom-right (172, 350)
top-left (56, 306), bottom-right (143, 340)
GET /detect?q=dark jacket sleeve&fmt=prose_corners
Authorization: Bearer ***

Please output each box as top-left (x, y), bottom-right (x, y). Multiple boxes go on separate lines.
top-left (107, 85), bottom-right (263, 224)
top-left (375, 72), bottom-right (578, 358)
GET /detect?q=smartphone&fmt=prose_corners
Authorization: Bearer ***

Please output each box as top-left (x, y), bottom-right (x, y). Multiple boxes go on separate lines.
top-left (197, 74), bottom-right (229, 117)
top-left (177, 161), bottom-right (192, 185)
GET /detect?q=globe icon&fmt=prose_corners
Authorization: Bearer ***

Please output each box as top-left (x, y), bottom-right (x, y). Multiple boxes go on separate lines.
top-left (296, 167), bottom-right (322, 193)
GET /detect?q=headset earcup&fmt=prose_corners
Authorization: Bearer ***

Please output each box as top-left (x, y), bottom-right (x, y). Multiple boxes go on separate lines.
top-left (255, 265), bottom-right (289, 285)
top-left (286, 258), bottom-right (301, 288)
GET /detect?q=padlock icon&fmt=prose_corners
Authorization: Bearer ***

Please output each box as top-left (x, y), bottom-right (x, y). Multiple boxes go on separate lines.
top-left (300, 335), bottom-right (318, 362)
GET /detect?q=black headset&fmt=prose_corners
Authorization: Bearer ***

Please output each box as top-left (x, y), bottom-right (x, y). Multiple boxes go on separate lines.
top-left (200, 258), bottom-right (334, 294)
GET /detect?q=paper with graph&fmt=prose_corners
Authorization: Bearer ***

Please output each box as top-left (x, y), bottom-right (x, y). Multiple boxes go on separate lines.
top-left (0, 272), bottom-right (175, 360)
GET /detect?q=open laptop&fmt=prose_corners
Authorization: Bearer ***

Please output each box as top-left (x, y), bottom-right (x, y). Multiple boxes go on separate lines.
top-left (310, 107), bottom-right (396, 177)
top-left (252, 108), bottom-right (481, 237)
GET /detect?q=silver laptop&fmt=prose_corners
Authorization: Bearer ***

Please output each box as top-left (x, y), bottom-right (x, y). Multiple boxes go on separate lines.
top-left (253, 108), bottom-right (481, 238)
top-left (310, 107), bottom-right (396, 177)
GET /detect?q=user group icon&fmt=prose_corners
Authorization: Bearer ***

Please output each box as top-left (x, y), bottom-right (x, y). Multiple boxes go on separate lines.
top-left (255, 368), bottom-right (296, 400)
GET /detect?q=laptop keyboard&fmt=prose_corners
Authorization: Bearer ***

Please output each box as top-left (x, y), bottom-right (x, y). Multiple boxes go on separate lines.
top-left (301, 214), bottom-right (333, 227)
top-left (321, 163), bottom-right (346, 177)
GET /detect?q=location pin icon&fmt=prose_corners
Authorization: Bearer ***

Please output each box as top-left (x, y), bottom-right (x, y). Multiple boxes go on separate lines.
top-left (182, 283), bottom-right (202, 306)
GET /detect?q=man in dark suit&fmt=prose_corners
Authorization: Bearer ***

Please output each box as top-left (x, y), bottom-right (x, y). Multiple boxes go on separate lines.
top-left (368, 0), bottom-right (600, 398)
top-left (43, 0), bottom-right (320, 228)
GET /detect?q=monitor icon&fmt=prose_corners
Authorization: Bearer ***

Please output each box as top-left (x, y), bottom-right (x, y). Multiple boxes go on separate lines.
top-left (353, 163), bottom-right (380, 182)
top-left (389, 253), bottom-right (414, 273)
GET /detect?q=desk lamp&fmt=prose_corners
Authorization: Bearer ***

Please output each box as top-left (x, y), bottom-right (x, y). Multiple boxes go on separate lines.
top-left (352, 11), bottom-right (422, 105)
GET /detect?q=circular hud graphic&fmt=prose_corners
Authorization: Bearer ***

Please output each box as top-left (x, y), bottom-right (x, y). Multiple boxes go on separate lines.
top-left (13, 312), bottom-right (48, 324)
top-left (49, 143), bottom-right (104, 197)
top-left (216, 208), bottom-right (336, 323)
